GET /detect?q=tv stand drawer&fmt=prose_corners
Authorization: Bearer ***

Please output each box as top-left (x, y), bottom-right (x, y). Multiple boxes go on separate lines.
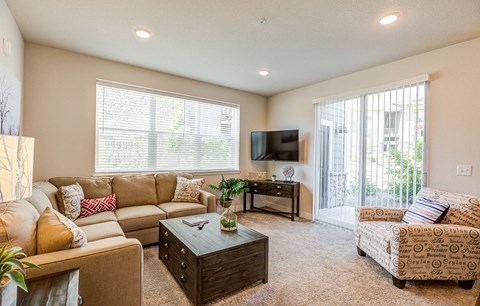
top-left (246, 180), bottom-right (298, 198)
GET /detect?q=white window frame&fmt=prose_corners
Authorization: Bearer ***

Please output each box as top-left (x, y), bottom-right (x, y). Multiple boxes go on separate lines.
top-left (312, 75), bottom-right (430, 222)
top-left (95, 80), bottom-right (240, 175)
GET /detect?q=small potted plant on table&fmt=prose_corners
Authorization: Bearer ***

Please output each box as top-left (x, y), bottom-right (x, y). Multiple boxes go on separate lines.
top-left (209, 176), bottom-right (249, 231)
top-left (0, 244), bottom-right (40, 306)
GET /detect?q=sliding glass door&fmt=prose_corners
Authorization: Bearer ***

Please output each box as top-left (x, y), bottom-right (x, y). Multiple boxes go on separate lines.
top-left (314, 82), bottom-right (428, 229)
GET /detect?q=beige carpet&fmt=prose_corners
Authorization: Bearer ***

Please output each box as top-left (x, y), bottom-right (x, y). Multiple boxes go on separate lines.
top-left (144, 213), bottom-right (479, 306)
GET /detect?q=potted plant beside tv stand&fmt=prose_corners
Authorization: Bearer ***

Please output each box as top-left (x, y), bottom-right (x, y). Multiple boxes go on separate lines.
top-left (243, 179), bottom-right (300, 221)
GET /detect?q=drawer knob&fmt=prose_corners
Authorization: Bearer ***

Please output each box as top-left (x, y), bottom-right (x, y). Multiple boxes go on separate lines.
top-left (181, 262), bottom-right (186, 269)
top-left (254, 183), bottom-right (258, 186)
top-left (277, 186), bottom-right (282, 189)
top-left (277, 192), bottom-right (282, 195)
top-left (164, 254), bottom-right (169, 260)
top-left (180, 275), bottom-right (186, 283)
top-left (181, 248), bottom-right (186, 255)
top-left (254, 189), bottom-right (258, 193)
top-left (164, 231), bottom-right (168, 237)
top-left (164, 243), bottom-right (168, 249)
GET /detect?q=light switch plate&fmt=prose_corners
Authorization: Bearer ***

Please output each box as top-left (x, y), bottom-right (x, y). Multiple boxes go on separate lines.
top-left (456, 164), bottom-right (472, 176)
top-left (3, 38), bottom-right (11, 56)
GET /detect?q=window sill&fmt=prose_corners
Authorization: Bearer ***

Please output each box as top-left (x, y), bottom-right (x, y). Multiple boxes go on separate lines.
top-left (93, 170), bottom-right (241, 177)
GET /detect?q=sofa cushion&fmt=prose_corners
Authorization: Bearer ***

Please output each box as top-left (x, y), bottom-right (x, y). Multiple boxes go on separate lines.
top-left (26, 187), bottom-right (53, 214)
top-left (158, 202), bottom-right (207, 219)
top-left (80, 194), bottom-right (117, 218)
top-left (155, 172), bottom-right (193, 204)
top-left (56, 183), bottom-right (84, 220)
top-left (115, 205), bottom-right (166, 232)
top-left (74, 211), bottom-right (118, 227)
top-left (401, 197), bottom-right (449, 225)
top-left (112, 175), bottom-right (157, 208)
top-left (172, 177), bottom-right (205, 203)
top-left (49, 176), bottom-right (112, 201)
top-left (80, 221), bottom-right (124, 242)
top-left (37, 207), bottom-right (88, 254)
top-left (33, 181), bottom-right (59, 211)
top-left (0, 200), bottom-right (39, 256)
top-left (416, 187), bottom-right (480, 228)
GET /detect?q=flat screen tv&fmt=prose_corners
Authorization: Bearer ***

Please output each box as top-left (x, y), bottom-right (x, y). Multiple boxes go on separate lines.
top-left (251, 130), bottom-right (299, 161)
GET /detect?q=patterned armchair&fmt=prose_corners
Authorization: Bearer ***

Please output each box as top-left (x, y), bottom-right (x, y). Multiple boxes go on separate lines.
top-left (355, 188), bottom-right (480, 289)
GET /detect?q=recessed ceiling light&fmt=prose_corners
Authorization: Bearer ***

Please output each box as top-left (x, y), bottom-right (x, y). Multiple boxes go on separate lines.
top-left (135, 28), bottom-right (151, 39)
top-left (257, 18), bottom-right (267, 25)
top-left (259, 70), bottom-right (270, 76)
top-left (379, 13), bottom-right (400, 25)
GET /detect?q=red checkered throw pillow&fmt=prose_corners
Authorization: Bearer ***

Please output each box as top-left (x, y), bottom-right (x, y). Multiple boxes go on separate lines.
top-left (80, 194), bottom-right (116, 218)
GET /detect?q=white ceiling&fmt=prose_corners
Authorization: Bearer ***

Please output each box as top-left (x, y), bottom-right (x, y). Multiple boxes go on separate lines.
top-left (6, 0), bottom-right (480, 96)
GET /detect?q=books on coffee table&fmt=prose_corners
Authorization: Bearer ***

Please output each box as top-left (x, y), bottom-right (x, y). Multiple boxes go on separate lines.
top-left (182, 217), bottom-right (209, 227)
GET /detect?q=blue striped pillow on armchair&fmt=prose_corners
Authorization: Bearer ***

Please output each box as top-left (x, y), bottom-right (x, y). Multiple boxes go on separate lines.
top-left (401, 197), bottom-right (450, 224)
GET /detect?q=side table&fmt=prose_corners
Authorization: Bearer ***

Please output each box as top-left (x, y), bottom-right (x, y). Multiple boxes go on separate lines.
top-left (243, 180), bottom-right (300, 221)
top-left (17, 269), bottom-right (82, 306)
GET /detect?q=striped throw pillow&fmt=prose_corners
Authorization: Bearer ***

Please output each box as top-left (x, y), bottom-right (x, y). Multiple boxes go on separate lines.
top-left (401, 197), bottom-right (449, 224)
top-left (80, 194), bottom-right (117, 218)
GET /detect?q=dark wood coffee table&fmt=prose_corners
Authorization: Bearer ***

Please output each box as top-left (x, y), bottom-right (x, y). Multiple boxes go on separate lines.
top-left (159, 213), bottom-right (268, 306)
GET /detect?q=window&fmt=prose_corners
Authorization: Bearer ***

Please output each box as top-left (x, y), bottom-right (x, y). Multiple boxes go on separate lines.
top-left (95, 81), bottom-right (240, 173)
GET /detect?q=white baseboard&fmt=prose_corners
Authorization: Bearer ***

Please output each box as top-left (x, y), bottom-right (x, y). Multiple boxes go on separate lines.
top-left (299, 211), bottom-right (313, 221)
top-left (231, 201), bottom-right (313, 221)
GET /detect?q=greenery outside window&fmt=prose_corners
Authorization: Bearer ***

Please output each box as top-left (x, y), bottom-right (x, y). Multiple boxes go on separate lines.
top-left (95, 81), bottom-right (240, 174)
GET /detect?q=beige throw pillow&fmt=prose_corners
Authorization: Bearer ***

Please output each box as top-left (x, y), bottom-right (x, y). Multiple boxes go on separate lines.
top-left (37, 207), bottom-right (87, 254)
top-left (171, 177), bottom-right (205, 203)
top-left (56, 183), bottom-right (84, 221)
top-left (0, 200), bottom-right (40, 256)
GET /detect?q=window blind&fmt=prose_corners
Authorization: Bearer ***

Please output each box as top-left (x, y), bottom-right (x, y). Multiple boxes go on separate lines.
top-left (314, 80), bottom-right (428, 229)
top-left (95, 81), bottom-right (240, 173)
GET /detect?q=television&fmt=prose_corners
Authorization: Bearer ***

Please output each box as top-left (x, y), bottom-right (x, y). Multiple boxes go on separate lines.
top-left (251, 130), bottom-right (299, 161)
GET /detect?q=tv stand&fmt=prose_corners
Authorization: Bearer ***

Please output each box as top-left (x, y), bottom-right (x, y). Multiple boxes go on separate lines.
top-left (243, 180), bottom-right (300, 221)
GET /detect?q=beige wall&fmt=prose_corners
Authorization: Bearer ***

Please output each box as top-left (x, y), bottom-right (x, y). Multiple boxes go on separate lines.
top-left (0, 0), bottom-right (24, 134)
top-left (23, 43), bottom-right (267, 199)
top-left (267, 38), bottom-right (480, 219)
top-left (0, 0), bottom-right (23, 81)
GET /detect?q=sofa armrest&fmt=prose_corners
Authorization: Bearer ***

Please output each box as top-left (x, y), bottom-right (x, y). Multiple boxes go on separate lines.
top-left (25, 237), bottom-right (143, 306)
top-left (388, 224), bottom-right (480, 280)
top-left (355, 207), bottom-right (407, 223)
top-left (199, 190), bottom-right (216, 213)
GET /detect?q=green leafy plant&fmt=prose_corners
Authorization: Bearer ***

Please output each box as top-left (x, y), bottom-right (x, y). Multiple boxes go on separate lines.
top-left (0, 244), bottom-right (40, 292)
top-left (221, 218), bottom-right (237, 228)
top-left (387, 139), bottom-right (423, 203)
top-left (208, 176), bottom-right (250, 202)
top-left (350, 178), bottom-right (378, 196)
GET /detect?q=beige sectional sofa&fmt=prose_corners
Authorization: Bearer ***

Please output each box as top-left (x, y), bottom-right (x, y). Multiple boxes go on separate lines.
top-left (48, 172), bottom-right (215, 245)
top-left (1, 172), bottom-right (215, 306)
